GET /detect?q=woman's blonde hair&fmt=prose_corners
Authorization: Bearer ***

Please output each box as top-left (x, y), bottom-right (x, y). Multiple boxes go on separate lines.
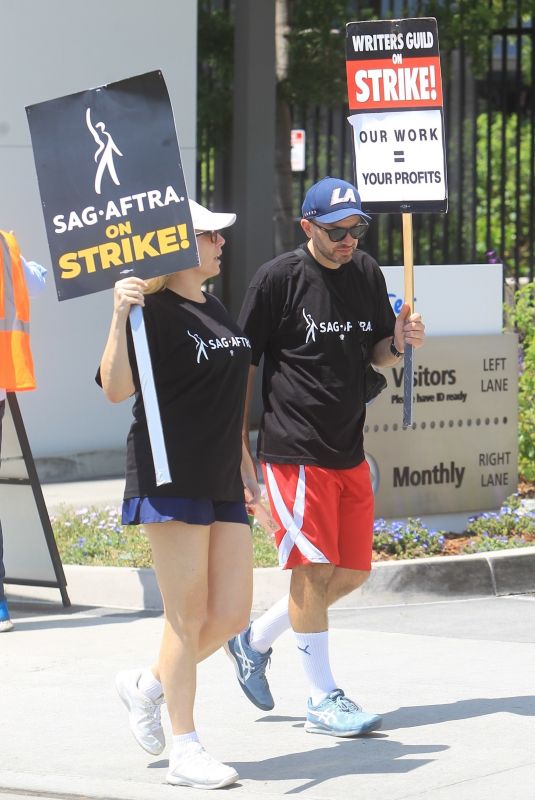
top-left (144, 275), bottom-right (170, 295)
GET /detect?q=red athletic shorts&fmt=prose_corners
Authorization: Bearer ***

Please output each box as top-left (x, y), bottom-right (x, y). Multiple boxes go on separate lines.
top-left (261, 460), bottom-right (374, 571)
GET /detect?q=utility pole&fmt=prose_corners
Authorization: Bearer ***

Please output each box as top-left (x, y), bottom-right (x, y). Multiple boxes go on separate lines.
top-left (226, 0), bottom-right (277, 318)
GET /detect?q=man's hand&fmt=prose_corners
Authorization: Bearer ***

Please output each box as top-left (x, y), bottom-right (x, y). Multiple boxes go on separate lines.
top-left (251, 500), bottom-right (278, 533)
top-left (393, 303), bottom-right (425, 353)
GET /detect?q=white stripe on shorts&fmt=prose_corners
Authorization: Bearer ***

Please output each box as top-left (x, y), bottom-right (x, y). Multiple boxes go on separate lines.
top-left (265, 463), bottom-right (329, 568)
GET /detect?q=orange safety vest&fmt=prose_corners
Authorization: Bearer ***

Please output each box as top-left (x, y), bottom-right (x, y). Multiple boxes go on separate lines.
top-left (0, 230), bottom-right (36, 391)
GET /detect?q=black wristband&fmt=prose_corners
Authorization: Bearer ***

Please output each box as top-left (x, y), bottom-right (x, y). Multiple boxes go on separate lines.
top-left (390, 337), bottom-right (404, 358)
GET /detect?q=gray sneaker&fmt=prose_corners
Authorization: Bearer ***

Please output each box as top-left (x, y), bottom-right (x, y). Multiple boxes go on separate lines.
top-left (167, 741), bottom-right (239, 789)
top-left (306, 689), bottom-right (382, 737)
top-left (226, 624), bottom-right (274, 711)
top-left (115, 669), bottom-right (165, 755)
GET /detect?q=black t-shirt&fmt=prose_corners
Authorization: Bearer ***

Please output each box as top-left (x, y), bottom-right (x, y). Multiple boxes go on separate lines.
top-left (238, 245), bottom-right (395, 468)
top-left (99, 290), bottom-right (251, 501)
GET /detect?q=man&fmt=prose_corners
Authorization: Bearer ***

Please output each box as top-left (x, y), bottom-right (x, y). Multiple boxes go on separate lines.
top-left (227, 176), bottom-right (425, 736)
top-left (0, 230), bottom-right (47, 632)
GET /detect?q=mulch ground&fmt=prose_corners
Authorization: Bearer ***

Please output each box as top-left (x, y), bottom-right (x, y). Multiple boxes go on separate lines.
top-left (518, 480), bottom-right (535, 499)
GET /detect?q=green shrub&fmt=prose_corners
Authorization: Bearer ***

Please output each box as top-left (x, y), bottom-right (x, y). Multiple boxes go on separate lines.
top-left (462, 534), bottom-right (534, 554)
top-left (373, 518), bottom-right (446, 559)
top-left (51, 495), bottom-right (534, 568)
top-left (51, 506), bottom-right (153, 568)
top-left (462, 493), bottom-right (535, 553)
top-left (52, 505), bottom-right (279, 569)
top-left (505, 282), bottom-right (535, 481)
top-left (250, 521), bottom-right (279, 568)
top-left (476, 115), bottom-right (534, 271)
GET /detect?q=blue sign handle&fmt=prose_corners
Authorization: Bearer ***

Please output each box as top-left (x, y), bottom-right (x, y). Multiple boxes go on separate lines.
top-left (403, 344), bottom-right (414, 428)
top-left (129, 305), bottom-right (171, 486)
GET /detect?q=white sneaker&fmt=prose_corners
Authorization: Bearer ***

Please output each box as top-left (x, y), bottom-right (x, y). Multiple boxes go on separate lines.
top-left (167, 741), bottom-right (239, 789)
top-left (115, 669), bottom-right (165, 755)
top-left (0, 619), bottom-right (14, 633)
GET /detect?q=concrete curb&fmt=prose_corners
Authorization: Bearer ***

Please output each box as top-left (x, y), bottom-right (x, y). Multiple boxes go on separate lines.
top-left (10, 546), bottom-right (535, 611)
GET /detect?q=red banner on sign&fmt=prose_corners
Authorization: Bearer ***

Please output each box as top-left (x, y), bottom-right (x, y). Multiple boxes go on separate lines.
top-left (346, 56), bottom-right (443, 111)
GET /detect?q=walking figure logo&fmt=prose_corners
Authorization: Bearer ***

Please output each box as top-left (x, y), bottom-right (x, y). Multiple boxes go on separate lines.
top-left (86, 108), bottom-right (123, 195)
top-left (303, 308), bottom-right (318, 343)
top-left (188, 330), bottom-right (209, 363)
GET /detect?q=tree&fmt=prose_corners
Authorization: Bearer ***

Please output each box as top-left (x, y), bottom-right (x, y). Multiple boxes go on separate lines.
top-left (198, 0), bottom-right (533, 253)
top-left (273, 1), bottom-right (377, 251)
top-left (197, 5), bottom-right (234, 207)
top-left (272, 0), bottom-right (533, 251)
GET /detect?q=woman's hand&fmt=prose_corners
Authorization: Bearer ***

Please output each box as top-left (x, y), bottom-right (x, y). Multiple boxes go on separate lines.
top-left (241, 442), bottom-right (262, 515)
top-left (243, 473), bottom-right (278, 532)
top-left (113, 277), bottom-right (148, 318)
top-left (241, 461), bottom-right (278, 532)
top-left (99, 278), bottom-right (147, 403)
top-left (243, 472), bottom-right (261, 513)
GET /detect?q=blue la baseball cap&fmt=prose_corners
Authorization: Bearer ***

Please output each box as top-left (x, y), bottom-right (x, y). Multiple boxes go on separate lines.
top-left (301, 176), bottom-right (371, 224)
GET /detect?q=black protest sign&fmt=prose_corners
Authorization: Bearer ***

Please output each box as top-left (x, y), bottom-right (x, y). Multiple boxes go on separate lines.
top-left (27, 71), bottom-right (198, 301)
top-left (345, 18), bottom-right (448, 214)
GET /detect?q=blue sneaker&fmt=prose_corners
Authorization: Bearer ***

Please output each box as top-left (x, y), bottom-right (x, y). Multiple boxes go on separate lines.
top-left (306, 689), bottom-right (382, 737)
top-left (0, 599), bottom-right (14, 633)
top-left (226, 624), bottom-right (274, 711)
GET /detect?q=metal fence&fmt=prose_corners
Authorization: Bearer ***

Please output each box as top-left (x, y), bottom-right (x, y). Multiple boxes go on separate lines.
top-left (198, 2), bottom-right (534, 285)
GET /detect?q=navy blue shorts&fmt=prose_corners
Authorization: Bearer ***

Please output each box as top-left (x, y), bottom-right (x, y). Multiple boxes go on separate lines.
top-left (122, 496), bottom-right (250, 526)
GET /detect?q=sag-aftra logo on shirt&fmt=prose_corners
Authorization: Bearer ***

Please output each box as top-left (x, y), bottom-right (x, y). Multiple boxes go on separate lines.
top-left (302, 308), bottom-right (372, 343)
top-left (187, 329), bottom-right (251, 363)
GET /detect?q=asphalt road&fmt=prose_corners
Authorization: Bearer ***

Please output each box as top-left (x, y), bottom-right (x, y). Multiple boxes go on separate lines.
top-left (1, 594), bottom-right (534, 800)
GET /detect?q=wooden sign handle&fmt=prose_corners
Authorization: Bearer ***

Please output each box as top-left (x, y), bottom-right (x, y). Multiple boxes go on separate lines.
top-left (402, 212), bottom-right (414, 313)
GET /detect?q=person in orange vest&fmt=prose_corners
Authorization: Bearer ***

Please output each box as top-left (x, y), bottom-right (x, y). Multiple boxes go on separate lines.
top-left (0, 230), bottom-right (46, 632)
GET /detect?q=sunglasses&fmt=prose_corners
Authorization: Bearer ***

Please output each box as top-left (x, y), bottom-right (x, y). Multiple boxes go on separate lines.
top-left (196, 230), bottom-right (220, 243)
top-left (311, 220), bottom-right (369, 242)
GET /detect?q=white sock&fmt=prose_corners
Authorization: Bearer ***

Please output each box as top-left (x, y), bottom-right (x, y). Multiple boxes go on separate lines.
top-left (138, 668), bottom-right (164, 702)
top-left (294, 630), bottom-right (337, 706)
top-left (172, 731), bottom-right (200, 755)
top-left (248, 594), bottom-right (290, 653)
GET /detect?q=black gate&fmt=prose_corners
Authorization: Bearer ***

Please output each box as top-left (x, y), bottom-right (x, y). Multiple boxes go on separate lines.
top-left (198, 1), bottom-right (534, 287)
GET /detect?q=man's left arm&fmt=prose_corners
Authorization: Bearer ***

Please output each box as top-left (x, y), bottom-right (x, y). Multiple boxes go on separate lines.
top-left (22, 257), bottom-right (47, 298)
top-left (371, 302), bottom-right (425, 367)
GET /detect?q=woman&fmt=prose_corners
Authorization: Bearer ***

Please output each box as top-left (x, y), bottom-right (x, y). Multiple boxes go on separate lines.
top-left (98, 200), bottom-right (259, 790)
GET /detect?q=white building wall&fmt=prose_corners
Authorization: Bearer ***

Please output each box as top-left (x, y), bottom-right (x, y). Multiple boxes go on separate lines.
top-left (0, 0), bottom-right (197, 476)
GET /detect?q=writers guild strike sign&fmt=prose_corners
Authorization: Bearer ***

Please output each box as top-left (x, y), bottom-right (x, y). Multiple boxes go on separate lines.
top-left (345, 17), bottom-right (448, 214)
top-left (26, 71), bottom-right (199, 301)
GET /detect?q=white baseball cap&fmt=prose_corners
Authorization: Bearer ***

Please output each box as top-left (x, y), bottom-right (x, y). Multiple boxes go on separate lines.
top-left (189, 199), bottom-right (236, 232)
